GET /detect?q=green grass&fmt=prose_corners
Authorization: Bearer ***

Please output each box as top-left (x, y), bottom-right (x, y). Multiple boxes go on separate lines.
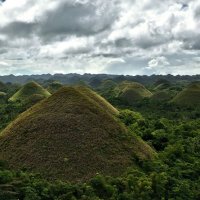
top-left (0, 86), bottom-right (154, 183)
top-left (115, 81), bottom-right (152, 105)
top-left (172, 82), bottom-right (200, 107)
top-left (9, 81), bottom-right (51, 103)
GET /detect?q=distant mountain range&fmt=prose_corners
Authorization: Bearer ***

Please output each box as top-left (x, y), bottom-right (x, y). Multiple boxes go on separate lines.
top-left (0, 73), bottom-right (199, 86)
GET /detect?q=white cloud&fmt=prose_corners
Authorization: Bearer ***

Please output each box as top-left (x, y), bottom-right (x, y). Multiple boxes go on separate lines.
top-left (0, 0), bottom-right (200, 75)
top-left (0, 61), bottom-right (10, 66)
top-left (148, 56), bottom-right (170, 69)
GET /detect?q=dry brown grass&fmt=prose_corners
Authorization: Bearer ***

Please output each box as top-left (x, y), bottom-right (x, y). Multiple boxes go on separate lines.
top-left (0, 86), bottom-right (154, 182)
top-left (172, 82), bottom-right (200, 106)
top-left (115, 81), bottom-right (152, 105)
top-left (9, 81), bottom-right (51, 102)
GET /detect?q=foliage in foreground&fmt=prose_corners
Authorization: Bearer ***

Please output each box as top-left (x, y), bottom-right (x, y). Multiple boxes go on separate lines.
top-left (0, 106), bottom-right (199, 199)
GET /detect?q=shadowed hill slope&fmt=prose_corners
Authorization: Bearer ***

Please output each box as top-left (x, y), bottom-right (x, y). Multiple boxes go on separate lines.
top-left (99, 80), bottom-right (117, 90)
top-left (0, 81), bottom-right (6, 91)
top-left (0, 86), bottom-right (154, 182)
top-left (115, 81), bottom-right (152, 105)
top-left (9, 81), bottom-right (51, 103)
top-left (151, 91), bottom-right (171, 102)
top-left (172, 82), bottom-right (200, 107)
top-left (154, 79), bottom-right (171, 86)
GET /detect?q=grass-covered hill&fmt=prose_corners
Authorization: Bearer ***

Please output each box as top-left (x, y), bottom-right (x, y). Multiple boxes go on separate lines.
top-left (115, 81), bottom-right (152, 105)
top-left (9, 81), bottom-right (51, 103)
top-left (151, 91), bottom-right (171, 102)
top-left (0, 86), bottom-right (154, 182)
top-left (47, 81), bottom-right (63, 93)
top-left (99, 80), bottom-right (117, 90)
top-left (153, 79), bottom-right (171, 90)
top-left (172, 82), bottom-right (200, 107)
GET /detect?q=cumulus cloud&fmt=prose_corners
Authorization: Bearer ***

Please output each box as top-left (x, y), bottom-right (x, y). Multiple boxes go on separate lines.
top-left (0, 0), bottom-right (199, 75)
top-left (148, 57), bottom-right (170, 69)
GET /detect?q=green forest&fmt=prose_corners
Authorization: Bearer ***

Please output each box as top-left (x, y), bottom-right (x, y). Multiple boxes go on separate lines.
top-left (0, 76), bottom-right (199, 200)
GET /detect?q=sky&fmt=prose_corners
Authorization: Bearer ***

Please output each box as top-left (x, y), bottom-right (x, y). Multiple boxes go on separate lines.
top-left (0, 0), bottom-right (200, 75)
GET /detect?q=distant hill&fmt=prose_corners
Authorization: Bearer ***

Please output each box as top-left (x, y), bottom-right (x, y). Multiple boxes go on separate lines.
top-left (47, 81), bottom-right (63, 94)
top-left (172, 82), bottom-right (200, 107)
top-left (151, 91), bottom-right (171, 102)
top-left (9, 81), bottom-right (51, 103)
top-left (0, 74), bottom-right (199, 86)
top-left (154, 79), bottom-right (171, 86)
top-left (0, 81), bottom-right (6, 92)
top-left (99, 80), bottom-right (117, 90)
top-left (153, 79), bottom-right (171, 91)
top-left (0, 86), bottom-right (154, 182)
top-left (116, 81), bottom-right (152, 105)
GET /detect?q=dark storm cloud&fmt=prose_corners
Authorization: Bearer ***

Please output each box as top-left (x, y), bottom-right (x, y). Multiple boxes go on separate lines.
top-left (38, 1), bottom-right (118, 42)
top-left (0, 39), bottom-right (6, 46)
top-left (183, 37), bottom-right (200, 50)
top-left (0, 21), bottom-right (37, 38)
top-left (0, 1), bottom-right (119, 42)
top-left (0, 48), bottom-right (7, 54)
top-left (114, 38), bottom-right (131, 48)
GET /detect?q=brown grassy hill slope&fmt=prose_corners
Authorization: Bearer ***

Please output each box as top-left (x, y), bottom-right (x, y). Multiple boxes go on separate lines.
top-left (0, 86), bottom-right (154, 182)
top-left (9, 81), bottom-right (51, 103)
top-left (172, 82), bottom-right (200, 107)
top-left (115, 81), bottom-right (152, 105)
top-left (47, 81), bottom-right (63, 94)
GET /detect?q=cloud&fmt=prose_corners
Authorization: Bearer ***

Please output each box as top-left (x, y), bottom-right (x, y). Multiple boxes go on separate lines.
top-left (0, 61), bottom-right (9, 66)
top-left (39, 1), bottom-right (118, 40)
top-left (0, 0), bottom-right (199, 75)
top-left (0, 21), bottom-right (37, 38)
top-left (147, 56), bottom-right (170, 69)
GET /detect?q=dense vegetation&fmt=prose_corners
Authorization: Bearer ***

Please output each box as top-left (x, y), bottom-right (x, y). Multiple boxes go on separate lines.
top-left (0, 78), bottom-right (199, 199)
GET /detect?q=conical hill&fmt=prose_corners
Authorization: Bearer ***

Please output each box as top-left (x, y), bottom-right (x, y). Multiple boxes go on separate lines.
top-left (47, 81), bottom-right (63, 94)
top-left (9, 81), bottom-right (51, 103)
top-left (172, 82), bottom-right (200, 107)
top-left (0, 86), bottom-right (154, 182)
top-left (115, 81), bottom-right (152, 105)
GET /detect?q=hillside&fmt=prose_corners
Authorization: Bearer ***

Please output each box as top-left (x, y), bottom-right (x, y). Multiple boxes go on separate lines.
top-left (99, 80), bottom-right (117, 90)
top-left (9, 81), bottom-right (51, 103)
top-left (115, 81), bottom-right (152, 105)
top-left (0, 86), bottom-right (154, 182)
top-left (0, 81), bottom-right (6, 92)
top-left (0, 74), bottom-right (199, 85)
top-left (172, 82), bottom-right (200, 107)
top-left (47, 81), bottom-right (63, 93)
top-left (151, 91), bottom-right (171, 102)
